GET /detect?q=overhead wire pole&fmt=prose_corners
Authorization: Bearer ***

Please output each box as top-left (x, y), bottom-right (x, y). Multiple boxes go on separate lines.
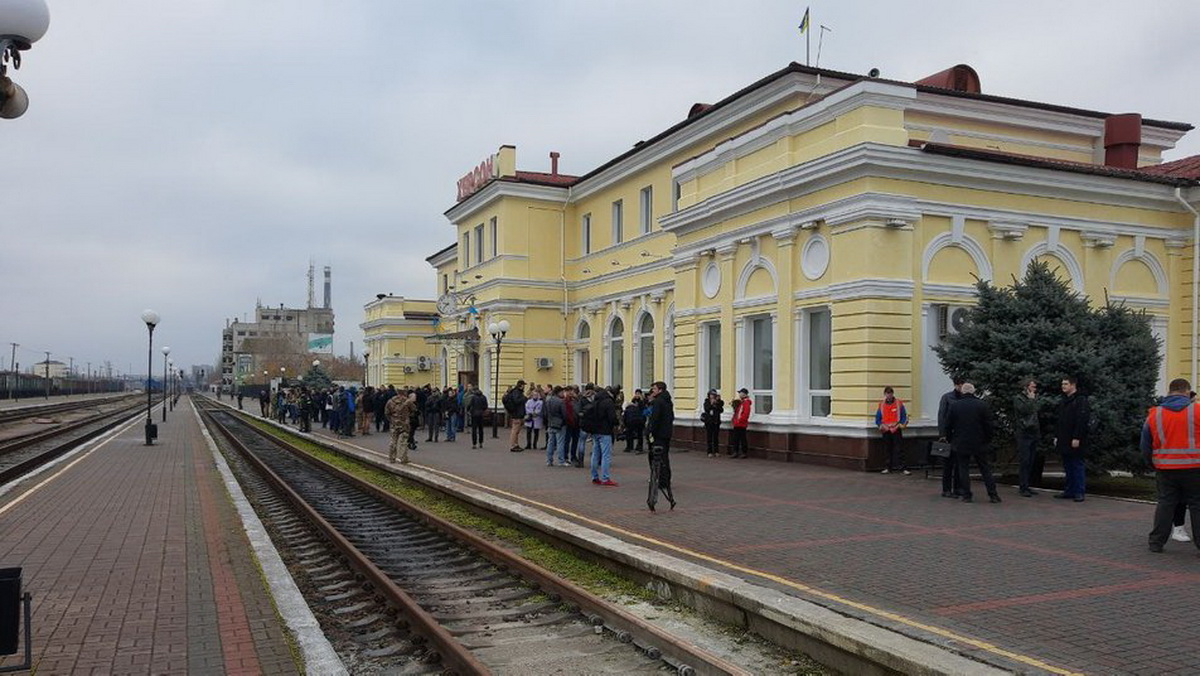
top-left (7, 343), bottom-right (15, 401)
top-left (44, 351), bottom-right (50, 398)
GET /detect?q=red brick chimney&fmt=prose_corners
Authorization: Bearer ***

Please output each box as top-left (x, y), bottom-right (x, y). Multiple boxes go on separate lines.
top-left (550, 151), bottom-right (560, 176)
top-left (1104, 113), bottom-right (1142, 169)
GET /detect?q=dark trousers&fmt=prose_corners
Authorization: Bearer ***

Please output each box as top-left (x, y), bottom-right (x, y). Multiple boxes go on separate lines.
top-left (471, 416), bottom-right (485, 446)
top-left (565, 427), bottom-right (581, 463)
top-left (1062, 453), bottom-right (1086, 497)
top-left (731, 427), bottom-right (748, 457)
top-left (941, 454), bottom-right (959, 494)
top-left (649, 438), bottom-right (672, 488)
top-left (426, 413), bottom-right (441, 441)
top-left (624, 422), bottom-right (644, 452)
top-left (1150, 469), bottom-right (1200, 548)
top-left (704, 423), bottom-right (720, 454)
top-left (299, 411), bottom-right (310, 433)
top-left (525, 427), bottom-right (540, 449)
top-left (1016, 433), bottom-right (1039, 491)
top-left (882, 430), bottom-right (904, 470)
top-left (955, 451), bottom-right (998, 499)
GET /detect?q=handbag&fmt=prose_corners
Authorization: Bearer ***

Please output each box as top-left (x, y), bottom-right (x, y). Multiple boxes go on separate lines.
top-left (929, 440), bottom-right (952, 458)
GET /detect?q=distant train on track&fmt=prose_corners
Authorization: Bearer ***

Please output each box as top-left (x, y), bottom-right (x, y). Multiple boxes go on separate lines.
top-left (0, 372), bottom-right (129, 400)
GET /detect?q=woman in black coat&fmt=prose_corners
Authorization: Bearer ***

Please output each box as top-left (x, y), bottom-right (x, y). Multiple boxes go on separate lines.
top-left (701, 389), bottom-right (724, 457)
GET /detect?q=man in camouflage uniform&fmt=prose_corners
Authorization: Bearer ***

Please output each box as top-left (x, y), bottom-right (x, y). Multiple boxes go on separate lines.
top-left (387, 391), bottom-right (418, 464)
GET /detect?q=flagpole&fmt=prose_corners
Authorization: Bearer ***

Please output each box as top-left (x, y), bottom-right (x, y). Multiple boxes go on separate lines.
top-left (806, 21), bottom-right (810, 66)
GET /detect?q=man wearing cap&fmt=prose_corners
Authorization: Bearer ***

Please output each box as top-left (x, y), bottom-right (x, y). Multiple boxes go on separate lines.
top-left (730, 388), bottom-right (752, 458)
top-left (701, 389), bottom-right (725, 457)
top-left (1143, 378), bottom-right (1200, 552)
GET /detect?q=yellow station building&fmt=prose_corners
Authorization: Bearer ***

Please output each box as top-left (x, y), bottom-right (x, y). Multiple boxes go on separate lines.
top-left (374, 62), bottom-right (1200, 469)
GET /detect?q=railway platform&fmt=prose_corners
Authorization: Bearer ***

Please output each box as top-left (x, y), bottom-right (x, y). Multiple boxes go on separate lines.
top-left (0, 398), bottom-right (326, 675)
top-left (275, 406), bottom-right (1196, 676)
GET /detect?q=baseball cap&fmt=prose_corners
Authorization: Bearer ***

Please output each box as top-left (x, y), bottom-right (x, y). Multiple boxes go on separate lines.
top-left (738, 387), bottom-right (749, 394)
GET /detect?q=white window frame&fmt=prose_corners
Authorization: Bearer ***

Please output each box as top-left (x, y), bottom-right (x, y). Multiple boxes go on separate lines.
top-left (699, 320), bottom-right (721, 394)
top-left (581, 213), bottom-right (592, 255)
top-left (608, 316), bottom-right (624, 388)
top-left (744, 314), bottom-right (775, 415)
top-left (612, 200), bottom-right (623, 246)
top-left (634, 311), bottom-right (655, 390)
top-left (639, 185), bottom-right (653, 235)
top-left (489, 216), bottom-right (498, 258)
top-left (798, 307), bottom-right (832, 419)
top-left (473, 224), bottom-right (484, 266)
top-left (461, 232), bottom-right (470, 271)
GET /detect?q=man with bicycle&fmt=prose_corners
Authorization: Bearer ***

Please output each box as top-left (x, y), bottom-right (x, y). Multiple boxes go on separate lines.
top-left (646, 381), bottom-right (677, 510)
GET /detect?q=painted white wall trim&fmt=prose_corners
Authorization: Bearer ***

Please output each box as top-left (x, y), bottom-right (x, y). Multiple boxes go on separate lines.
top-left (921, 231), bottom-right (994, 282)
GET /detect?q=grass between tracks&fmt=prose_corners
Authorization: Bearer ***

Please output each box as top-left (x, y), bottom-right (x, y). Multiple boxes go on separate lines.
top-left (246, 419), bottom-right (654, 603)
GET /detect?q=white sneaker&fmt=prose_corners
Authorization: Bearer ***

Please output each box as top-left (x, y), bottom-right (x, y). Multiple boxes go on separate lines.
top-left (1171, 525), bottom-right (1191, 542)
top-left (880, 469), bottom-right (890, 474)
top-left (902, 469), bottom-right (912, 476)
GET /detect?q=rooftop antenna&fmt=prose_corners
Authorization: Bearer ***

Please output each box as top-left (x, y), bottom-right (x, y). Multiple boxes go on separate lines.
top-left (815, 25), bottom-right (832, 69)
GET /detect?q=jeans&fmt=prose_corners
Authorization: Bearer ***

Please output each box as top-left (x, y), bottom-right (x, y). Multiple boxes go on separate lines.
top-left (565, 427), bottom-right (581, 463)
top-left (1016, 433), bottom-right (1038, 491)
top-left (1062, 453), bottom-right (1086, 497)
top-left (590, 434), bottom-right (613, 482)
top-left (445, 413), bottom-right (457, 441)
top-left (546, 427), bottom-right (563, 464)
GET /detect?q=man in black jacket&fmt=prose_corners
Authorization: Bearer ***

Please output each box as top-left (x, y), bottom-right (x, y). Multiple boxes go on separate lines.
top-left (467, 386), bottom-right (489, 449)
top-left (946, 382), bottom-right (1000, 503)
top-left (503, 380), bottom-right (527, 452)
top-left (936, 377), bottom-right (964, 498)
top-left (582, 384), bottom-right (618, 485)
top-left (1054, 376), bottom-right (1090, 502)
top-left (646, 381), bottom-right (676, 509)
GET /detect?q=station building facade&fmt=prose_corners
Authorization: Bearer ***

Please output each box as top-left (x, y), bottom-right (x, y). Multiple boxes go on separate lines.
top-left (423, 62), bottom-right (1199, 469)
top-left (359, 296), bottom-right (443, 389)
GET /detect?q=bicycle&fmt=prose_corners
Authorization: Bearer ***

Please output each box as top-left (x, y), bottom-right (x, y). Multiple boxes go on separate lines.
top-left (646, 444), bottom-right (676, 512)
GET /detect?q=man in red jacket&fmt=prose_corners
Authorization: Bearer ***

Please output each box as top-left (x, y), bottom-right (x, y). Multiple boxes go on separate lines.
top-left (730, 388), bottom-right (752, 458)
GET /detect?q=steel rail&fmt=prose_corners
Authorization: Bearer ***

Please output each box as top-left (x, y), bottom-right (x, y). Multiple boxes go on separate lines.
top-left (0, 404), bottom-right (148, 485)
top-left (212, 403), bottom-right (751, 676)
top-left (200, 406), bottom-right (492, 676)
top-left (0, 394), bottom-right (140, 425)
top-left (0, 401), bottom-right (147, 457)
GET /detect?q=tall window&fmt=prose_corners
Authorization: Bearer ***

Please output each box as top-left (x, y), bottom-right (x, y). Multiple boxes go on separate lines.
top-left (612, 200), bottom-right (623, 245)
top-left (442, 274), bottom-right (449, 294)
top-left (576, 322), bottom-right (591, 385)
top-left (703, 322), bottom-right (721, 393)
top-left (751, 316), bottom-right (773, 414)
top-left (490, 216), bottom-right (498, 258)
top-left (807, 308), bottom-right (832, 416)
top-left (581, 213), bottom-right (592, 255)
top-left (473, 224), bottom-right (484, 265)
top-left (672, 180), bottom-right (681, 212)
top-left (639, 185), bottom-right (653, 234)
top-left (637, 313), bottom-right (655, 389)
top-left (461, 232), bottom-right (470, 270)
top-left (609, 317), bottom-right (624, 388)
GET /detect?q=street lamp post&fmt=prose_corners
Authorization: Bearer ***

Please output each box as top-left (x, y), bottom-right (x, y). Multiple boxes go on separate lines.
top-left (0, 0), bottom-right (51, 121)
top-left (161, 346), bottom-right (170, 422)
top-left (487, 319), bottom-right (509, 439)
top-left (141, 309), bottom-right (159, 445)
top-left (167, 359), bottom-right (174, 411)
top-left (363, 351), bottom-right (369, 387)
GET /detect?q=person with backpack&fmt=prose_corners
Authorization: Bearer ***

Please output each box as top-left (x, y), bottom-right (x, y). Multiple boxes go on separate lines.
top-left (502, 380), bottom-right (528, 452)
top-left (622, 395), bottom-right (646, 454)
top-left (646, 380), bottom-right (677, 509)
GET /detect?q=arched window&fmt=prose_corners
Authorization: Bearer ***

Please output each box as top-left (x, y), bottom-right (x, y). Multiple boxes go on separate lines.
top-left (609, 317), bottom-right (624, 388)
top-left (637, 313), bottom-right (655, 389)
top-left (576, 321), bottom-right (591, 385)
top-left (578, 321), bottom-right (591, 340)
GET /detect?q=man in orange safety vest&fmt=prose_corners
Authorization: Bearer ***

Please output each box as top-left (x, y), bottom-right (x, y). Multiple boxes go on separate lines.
top-left (875, 386), bottom-right (909, 474)
top-left (1143, 378), bottom-right (1200, 552)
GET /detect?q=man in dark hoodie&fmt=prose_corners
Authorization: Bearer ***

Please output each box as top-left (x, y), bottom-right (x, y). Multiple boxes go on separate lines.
top-left (646, 381), bottom-right (676, 509)
top-left (1143, 378), bottom-right (1200, 552)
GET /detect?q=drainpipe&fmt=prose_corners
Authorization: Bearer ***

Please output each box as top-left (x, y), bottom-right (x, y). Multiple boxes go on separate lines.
top-left (1176, 187), bottom-right (1200, 385)
top-left (560, 183), bottom-right (574, 379)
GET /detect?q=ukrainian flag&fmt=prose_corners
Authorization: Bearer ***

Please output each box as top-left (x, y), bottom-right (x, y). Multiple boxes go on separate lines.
top-left (799, 7), bottom-right (810, 34)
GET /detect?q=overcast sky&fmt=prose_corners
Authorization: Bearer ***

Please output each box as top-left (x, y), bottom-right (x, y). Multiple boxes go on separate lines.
top-left (3, 0), bottom-right (1198, 378)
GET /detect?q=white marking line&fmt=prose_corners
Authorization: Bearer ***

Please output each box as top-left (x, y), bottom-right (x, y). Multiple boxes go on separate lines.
top-left (192, 402), bottom-right (348, 675)
top-left (0, 410), bottom-right (145, 508)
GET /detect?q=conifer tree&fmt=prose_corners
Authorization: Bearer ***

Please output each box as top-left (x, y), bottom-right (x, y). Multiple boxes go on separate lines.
top-left (934, 261), bottom-right (1159, 473)
top-left (302, 363), bottom-right (333, 390)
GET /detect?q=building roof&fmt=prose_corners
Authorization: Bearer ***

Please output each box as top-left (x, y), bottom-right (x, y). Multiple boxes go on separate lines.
top-left (1140, 154), bottom-right (1200, 179)
top-left (424, 242), bottom-right (457, 264)
top-left (916, 141), bottom-right (1200, 187)
top-left (508, 170), bottom-right (580, 187)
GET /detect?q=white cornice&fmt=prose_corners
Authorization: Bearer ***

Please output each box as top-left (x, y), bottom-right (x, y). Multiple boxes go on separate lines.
top-left (905, 123), bottom-right (1094, 156)
top-left (921, 283), bottom-right (979, 301)
top-left (426, 246), bottom-right (457, 268)
top-left (445, 181), bottom-right (568, 223)
top-left (568, 71), bottom-right (848, 202)
top-left (794, 278), bottom-right (913, 302)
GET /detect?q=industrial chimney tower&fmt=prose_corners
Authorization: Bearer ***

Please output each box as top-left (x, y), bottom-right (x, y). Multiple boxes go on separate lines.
top-left (323, 266), bottom-right (332, 309)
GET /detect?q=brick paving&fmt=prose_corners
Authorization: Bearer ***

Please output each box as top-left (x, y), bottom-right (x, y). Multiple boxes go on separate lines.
top-left (308, 417), bottom-right (1200, 675)
top-left (0, 399), bottom-right (299, 675)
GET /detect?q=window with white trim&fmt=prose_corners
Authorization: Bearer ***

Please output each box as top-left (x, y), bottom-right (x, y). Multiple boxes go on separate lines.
top-left (473, 224), bottom-right (484, 266)
top-left (751, 315), bottom-right (773, 414)
top-left (461, 232), bottom-right (470, 271)
top-left (637, 313), bottom-right (655, 389)
top-left (701, 322), bottom-right (721, 393)
top-left (609, 317), bottom-right (624, 388)
top-left (489, 216), bottom-right (498, 258)
top-left (639, 186), bottom-right (653, 235)
top-left (581, 213), bottom-right (592, 255)
top-left (806, 308), bottom-right (832, 416)
top-left (612, 200), bottom-right (623, 245)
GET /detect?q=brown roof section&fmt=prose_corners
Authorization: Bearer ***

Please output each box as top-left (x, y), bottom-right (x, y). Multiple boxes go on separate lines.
top-left (509, 170), bottom-right (580, 187)
top-left (914, 141), bottom-right (1199, 186)
top-left (1140, 154), bottom-right (1200, 179)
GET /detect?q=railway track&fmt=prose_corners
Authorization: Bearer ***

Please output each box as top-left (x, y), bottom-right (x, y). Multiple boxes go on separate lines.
top-left (0, 397), bottom-right (150, 484)
top-left (0, 393), bottom-right (143, 425)
top-left (199, 402), bottom-right (750, 676)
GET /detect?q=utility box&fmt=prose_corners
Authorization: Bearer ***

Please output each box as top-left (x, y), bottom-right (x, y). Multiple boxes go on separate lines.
top-left (0, 568), bottom-right (20, 655)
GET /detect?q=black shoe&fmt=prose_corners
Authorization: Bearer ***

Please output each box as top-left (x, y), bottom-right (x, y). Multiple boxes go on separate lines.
top-left (1019, 489), bottom-right (1034, 497)
top-left (510, 446), bottom-right (524, 453)
top-left (989, 494), bottom-right (1002, 504)
top-left (1073, 495), bottom-right (1085, 502)
top-left (1149, 543), bottom-right (1164, 553)
top-left (941, 491), bottom-right (955, 498)
top-left (1053, 492), bottom-right (1073, 499)
top-left (961, 496), bottom-right (974, 503)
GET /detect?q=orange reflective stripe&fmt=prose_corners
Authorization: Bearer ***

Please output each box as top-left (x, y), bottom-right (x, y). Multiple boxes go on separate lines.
top-left (1150, 404), bottom-right (1200, 470)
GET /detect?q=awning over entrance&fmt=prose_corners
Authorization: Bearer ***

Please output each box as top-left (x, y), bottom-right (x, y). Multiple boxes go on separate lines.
top-left (424, 327), bottom-right (480, 345)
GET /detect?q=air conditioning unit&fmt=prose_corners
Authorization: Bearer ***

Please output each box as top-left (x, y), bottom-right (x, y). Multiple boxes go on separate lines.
top-left (535, 357), bottom-right (553, 370)
top-left (416, 356), bottom-right (431, 371)
top-left (937, 305), bottom-right (971, 338)
top-left (403, 366), bottom-right (414, 374)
